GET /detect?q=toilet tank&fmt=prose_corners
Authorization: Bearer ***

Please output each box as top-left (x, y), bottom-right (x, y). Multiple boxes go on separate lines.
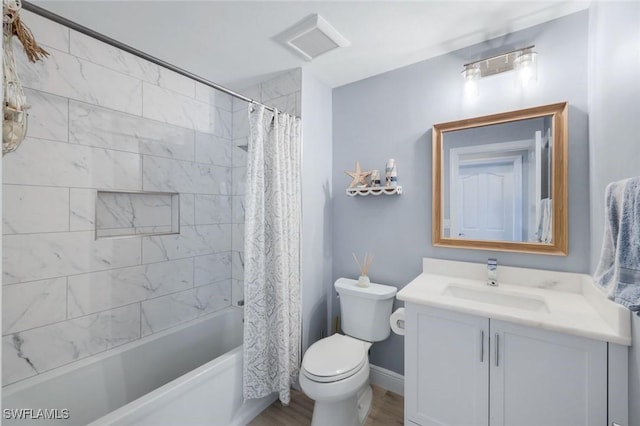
top-left (335, 278), bottom-right (398, 342)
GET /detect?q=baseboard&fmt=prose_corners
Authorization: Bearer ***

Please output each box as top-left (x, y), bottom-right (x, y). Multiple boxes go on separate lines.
top-left (369, 364), bottom-right (404, 396)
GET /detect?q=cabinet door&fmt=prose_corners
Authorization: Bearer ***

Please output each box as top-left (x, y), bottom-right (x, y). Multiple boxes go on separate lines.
top-left (406, 304), bottom-right (489, 426)
top-left (489, 320), bottom-right (607, 426)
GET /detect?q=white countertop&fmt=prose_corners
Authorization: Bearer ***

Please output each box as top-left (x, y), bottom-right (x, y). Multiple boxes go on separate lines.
top-left (396, 258), bottom-right (632, 346)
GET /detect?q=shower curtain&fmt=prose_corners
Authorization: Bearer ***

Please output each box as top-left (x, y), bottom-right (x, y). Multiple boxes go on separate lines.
top-left (243, 104), bottom-right (301, 404)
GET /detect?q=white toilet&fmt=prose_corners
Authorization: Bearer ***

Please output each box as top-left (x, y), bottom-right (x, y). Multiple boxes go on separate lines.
top-left (299, 277), bottom-right (397, 426)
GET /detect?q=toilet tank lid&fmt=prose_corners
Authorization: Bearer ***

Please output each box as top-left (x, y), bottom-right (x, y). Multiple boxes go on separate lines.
top-left (335, 278), bottom-right (397, 300)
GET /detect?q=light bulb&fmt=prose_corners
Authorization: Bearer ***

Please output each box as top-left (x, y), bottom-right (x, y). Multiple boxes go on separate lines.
top-left (462, 64), bottom-right (480, 97)
top-left (464, 79), bottom-right (479, 97)
top-left (514, 50), bottom-right (537, 88)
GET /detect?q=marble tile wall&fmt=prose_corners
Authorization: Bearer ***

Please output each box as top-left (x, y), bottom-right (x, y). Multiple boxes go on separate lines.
top-left (231, 69), bottom-right (302, 306)
top-left (2, 11), bottom-right (234, 386)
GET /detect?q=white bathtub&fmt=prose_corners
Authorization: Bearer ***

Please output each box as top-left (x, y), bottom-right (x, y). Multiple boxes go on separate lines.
top-left (3, 307), bottom-right (276, 426)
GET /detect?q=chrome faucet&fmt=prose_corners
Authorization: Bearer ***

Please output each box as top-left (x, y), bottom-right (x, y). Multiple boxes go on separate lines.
top-left (487, 258), bottom-right (498, 286)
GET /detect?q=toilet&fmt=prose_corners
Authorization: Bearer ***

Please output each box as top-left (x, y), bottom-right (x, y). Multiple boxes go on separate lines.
top-left (299, 277), bottom-right (397, 426)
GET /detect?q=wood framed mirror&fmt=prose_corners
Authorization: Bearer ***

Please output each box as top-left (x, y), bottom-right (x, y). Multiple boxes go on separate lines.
top-left (432, 102), bottom-right (568, 255)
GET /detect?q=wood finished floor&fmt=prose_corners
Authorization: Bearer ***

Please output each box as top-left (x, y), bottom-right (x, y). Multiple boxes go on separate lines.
top-left (248, 385), bottom-right (404, 426)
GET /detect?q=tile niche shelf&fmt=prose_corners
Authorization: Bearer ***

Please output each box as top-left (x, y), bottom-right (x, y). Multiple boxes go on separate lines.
top-left (345, 186), bottom-right (403, 196)
top-left (95, 190), bottom-right (180, 239)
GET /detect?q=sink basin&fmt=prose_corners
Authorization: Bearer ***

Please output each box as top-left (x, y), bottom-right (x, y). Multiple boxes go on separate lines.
top-left (443, 284), bottom-right (549, 312)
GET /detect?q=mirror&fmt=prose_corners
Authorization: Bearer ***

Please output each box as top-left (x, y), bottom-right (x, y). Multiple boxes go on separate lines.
top-left (432, 102), bottom-right (568, 255)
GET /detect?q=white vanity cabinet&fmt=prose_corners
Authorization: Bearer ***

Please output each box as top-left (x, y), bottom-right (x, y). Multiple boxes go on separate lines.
top-left (489, 318), bottom-right (607, 426)
top-left (405, 304), bottom-right (608, 426)
top-left (406, 305), bottom-right (489, 426)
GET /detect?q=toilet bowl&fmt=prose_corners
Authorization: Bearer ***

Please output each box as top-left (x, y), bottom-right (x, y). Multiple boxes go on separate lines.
top-left (299, 334), bottom-right (373, 426)
top-left (299, 278), bottom-right (397, 426)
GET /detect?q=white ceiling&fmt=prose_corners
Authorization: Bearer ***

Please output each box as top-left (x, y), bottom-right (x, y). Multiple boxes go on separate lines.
top-left (33, 1), bottom-right (589, 90)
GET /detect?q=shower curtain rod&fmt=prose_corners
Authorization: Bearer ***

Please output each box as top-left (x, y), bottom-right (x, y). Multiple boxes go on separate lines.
top-left (21, 1), bottom-right (282, 115)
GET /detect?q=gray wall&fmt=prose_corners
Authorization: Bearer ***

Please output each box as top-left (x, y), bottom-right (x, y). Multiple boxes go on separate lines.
top-left (301, 70), bottom-right (333, 353)
top-left (587, 3), bottom-right (640, 424)
top-left (332, 11), bottom-right (589, 375)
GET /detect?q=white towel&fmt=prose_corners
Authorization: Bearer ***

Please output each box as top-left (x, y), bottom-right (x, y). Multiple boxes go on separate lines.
top-left (537, 198), bottom-right (553, 243)
top-left (594, 177), bottom-right (640, 312)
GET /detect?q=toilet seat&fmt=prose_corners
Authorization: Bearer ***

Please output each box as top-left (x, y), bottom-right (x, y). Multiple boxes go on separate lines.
top-left (302, 334), bottom-right (368, 383)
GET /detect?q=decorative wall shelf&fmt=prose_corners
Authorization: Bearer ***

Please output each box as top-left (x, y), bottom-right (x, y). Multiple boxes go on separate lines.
top-left (346, 186), bottom-right (403, 196)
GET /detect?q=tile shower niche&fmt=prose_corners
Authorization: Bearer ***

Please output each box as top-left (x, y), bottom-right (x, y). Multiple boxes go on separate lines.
top-left (95, 191), bottom-right (180, 238)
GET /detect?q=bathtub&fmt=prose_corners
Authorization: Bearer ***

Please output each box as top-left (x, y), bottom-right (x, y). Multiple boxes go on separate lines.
top-left (3, 307), bottom-right (276, 426)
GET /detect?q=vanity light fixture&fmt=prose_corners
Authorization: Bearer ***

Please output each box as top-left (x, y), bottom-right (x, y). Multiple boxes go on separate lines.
top-left (462, 45), bottom-right (537, 93)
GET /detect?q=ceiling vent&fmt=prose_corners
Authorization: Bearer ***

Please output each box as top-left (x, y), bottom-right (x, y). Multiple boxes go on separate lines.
top-left (277, 14), bottom-right (350, 61)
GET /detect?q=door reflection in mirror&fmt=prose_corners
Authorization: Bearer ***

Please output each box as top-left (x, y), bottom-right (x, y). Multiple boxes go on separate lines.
top-left (442, 117), bottom-right (552, 243)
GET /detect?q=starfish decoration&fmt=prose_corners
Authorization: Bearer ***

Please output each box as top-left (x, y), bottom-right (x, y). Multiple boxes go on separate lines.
top-left (345, 161), bottom-right (372, 188)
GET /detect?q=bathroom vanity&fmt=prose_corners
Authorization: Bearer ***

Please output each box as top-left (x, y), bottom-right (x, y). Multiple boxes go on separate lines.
top-left (397, 258), bottom-right (632, 426)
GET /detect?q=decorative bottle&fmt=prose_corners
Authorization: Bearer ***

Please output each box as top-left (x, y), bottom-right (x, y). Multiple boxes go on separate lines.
top-left (385, 159), bottom-right (398, 187)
